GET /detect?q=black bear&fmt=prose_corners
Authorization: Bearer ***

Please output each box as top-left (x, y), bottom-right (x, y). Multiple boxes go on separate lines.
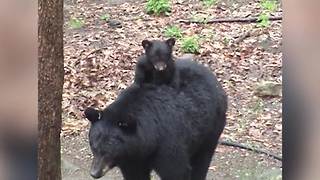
top-left (84, 59), bottom-right (227, 180)
top-left (134, 38), bottom-right (179, 88)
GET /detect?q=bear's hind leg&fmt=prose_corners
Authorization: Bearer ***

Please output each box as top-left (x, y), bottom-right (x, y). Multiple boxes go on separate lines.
top-left (190, 141), bottom-right (218, 180)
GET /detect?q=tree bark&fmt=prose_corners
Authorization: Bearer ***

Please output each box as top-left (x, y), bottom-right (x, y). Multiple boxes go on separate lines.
top-left (38, 0), bottom-right (64, 179)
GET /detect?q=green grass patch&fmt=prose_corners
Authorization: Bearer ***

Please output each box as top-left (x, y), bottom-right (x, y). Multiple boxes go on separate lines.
top-left (100, 14), bottom-right (110, 21)
top-left (69, 18), bottom-right (84, 29)
top-left (181, 36), bottom-right (200, 54)
top-left (202, 0), bottom-right (217, 7)
top-left (252, 98), bottom-right (264, 113)
top-left (146, 0), bottom-right (171, 16)
top-left (257, 0), bottom-right (278, 28)
top-left (164, 26), bottom-right (183, 39)
top-left (261, 0), bottom-right (277, 12)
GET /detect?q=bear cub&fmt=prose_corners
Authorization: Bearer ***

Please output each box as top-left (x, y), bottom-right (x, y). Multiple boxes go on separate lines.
top-left (134, 38), bottom-right (179, 88)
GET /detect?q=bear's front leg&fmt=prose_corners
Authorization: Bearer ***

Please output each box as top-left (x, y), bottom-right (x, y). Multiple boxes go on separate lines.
top-left (119, 162), bottom-right (151, 180)
top-left (153, 148), bottom-right (191, 180)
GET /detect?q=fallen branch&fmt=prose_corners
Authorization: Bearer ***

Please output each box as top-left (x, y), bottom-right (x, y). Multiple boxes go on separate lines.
top-left (84, 46), bottom-right (109, 60)
top-left (219, 140), bottom-right (282, 161)
top-left (233, 31), bottom-right (251, 44)
top-left (179, 16), bottom-right (282, 24)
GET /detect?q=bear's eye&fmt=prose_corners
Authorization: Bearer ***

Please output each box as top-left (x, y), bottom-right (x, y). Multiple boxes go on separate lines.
top-left (117, 121), bottom-right (128, 128)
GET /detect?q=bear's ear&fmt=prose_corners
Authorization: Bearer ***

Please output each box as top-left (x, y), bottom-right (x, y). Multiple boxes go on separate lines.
top-left (116, 118), bottom-right (137, 133)
top-left (142, 39), bottom-right (152, 50)
top-left (84, 107), bottom-right (102, 123)
top-left (166, 38), bottom-right (176, 48)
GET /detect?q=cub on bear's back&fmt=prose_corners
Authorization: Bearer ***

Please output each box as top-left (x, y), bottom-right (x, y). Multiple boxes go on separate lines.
top-left (84, 59), bottom-right (227, 180)
top-left (134, 38), bottom-right (179, 88)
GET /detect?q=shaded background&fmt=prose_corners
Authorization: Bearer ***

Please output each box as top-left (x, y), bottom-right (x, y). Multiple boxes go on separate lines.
top-left (0, 0), bottom-right (37, 180)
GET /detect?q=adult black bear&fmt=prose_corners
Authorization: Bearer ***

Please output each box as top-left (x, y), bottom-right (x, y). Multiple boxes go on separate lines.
top-left (84, 59), bottom-right (227, 180)
top-left (134, 38), bottom-right (179, 88)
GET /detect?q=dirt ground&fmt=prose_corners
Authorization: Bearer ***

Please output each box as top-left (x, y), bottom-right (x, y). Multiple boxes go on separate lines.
top-left (62, 0), bottom-right (282, 179)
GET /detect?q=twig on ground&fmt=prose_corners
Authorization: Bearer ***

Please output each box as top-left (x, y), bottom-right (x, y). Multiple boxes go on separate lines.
top-left (84, 47), bottom-right (109, 60)
top-left (219, 140), bottom-right (282, 161)
top-left (179, 16), bottom-right (282, 24)
top-left (233, 31), bottom-right (252, 44)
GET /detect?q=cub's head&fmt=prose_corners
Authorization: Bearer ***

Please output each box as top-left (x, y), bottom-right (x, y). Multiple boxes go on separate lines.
top-left (142, 38), bottom-right (175, 71)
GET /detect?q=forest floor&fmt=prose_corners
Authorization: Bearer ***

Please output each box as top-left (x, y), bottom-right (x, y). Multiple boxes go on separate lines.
top-left (61, 0), bottom-right (282, 179)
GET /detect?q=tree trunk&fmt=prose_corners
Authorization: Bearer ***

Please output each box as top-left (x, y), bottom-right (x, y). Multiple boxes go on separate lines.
top-left (38, 0), bottom-right (64, 179)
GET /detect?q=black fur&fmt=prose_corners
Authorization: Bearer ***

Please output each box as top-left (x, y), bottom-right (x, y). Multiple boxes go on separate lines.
top-left (134, 38), bottom-right (179, 88)
top-left (84, 107), bottom-right (102, 123)
top-left (85, 59), bottom-right (227, 180)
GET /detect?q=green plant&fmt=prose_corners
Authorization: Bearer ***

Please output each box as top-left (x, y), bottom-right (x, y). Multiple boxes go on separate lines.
top-left (223, 37), bottom-right (230, 46)
top-left (261, 0), bottom-right (277, 12)
top-left (69, 18), bottom-right (84, 29)
top-left (252, 98), bottom-right (264, 113)
top-left (164, 26), bottom-right (183, 39)
top-left (257, 0), bottom-right (278, 27)
top-left (258, 13), bottom-right (270, 27)
top-left (146, 0), bottom-right (170, 16)
top-left (181, 36), bottom-right (200, 54)
top-left (202, 0), bottom-right (217, 7)
top-left (100, 14), bottom-right (110, 21)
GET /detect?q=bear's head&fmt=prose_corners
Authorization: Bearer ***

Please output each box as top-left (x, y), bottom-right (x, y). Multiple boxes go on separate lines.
top-left (142, 38), bottom-right (176, 71)
top-left (84, 106), bottom-right (137, 179)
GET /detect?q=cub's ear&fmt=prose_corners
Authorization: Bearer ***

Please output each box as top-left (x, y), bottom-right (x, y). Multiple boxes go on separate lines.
top-left (84, 107), bottom-right (102, 123)
top-left (142, 39), bottom-right (152, 50)
top-left (166, 38), bottom-right (176, 48)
